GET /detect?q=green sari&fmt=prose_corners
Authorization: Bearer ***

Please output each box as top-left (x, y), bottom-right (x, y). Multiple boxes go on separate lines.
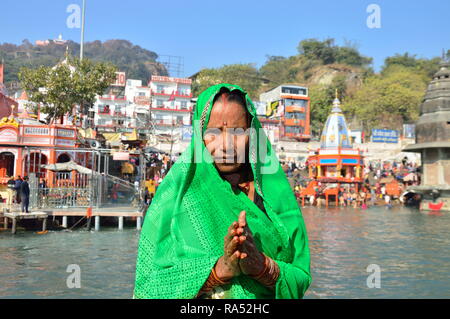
top-left (134, 83), bottom-right (311, 299)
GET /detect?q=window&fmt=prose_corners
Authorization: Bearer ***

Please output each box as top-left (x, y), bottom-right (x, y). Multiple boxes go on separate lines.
top-left (285, 126), bottom-right (304, 134)
top-left (282, 87), bottom-right (307, 95)
top-left (284, 99), bottom-right (307, 107)
top-left (156, 99), bottom-right (164, 107)
top-left (138, 92), bottom-right (146, 96)
top-left (156, 85), bottom-right (165, 93)
top-left (177, 116), bottom-right (184, 124)
top-left (285, 112), bottom-right (306, 120)
top-left (180, 101), bottom-right (188, 109)
top-left (98, 105), bottom-right (110, 114)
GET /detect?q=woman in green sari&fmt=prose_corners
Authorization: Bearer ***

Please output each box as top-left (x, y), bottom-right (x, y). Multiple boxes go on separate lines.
top-left (134, 83), bottom-right (311, 299)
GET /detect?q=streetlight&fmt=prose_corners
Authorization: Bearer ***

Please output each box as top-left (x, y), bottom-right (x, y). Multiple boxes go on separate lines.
top-left (80, 0), bottom-right (86, 61)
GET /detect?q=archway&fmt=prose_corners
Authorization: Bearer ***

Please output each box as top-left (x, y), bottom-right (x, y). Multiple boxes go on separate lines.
top-left (57, 153), bottom-right (71, 164)
top-left (23, 153), bottom-right (48, 178)
top-left (0, 152), bottom-right (15, 178)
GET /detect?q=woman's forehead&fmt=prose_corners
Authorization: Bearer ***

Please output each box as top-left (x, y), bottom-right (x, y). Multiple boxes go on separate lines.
top-left (208, 100), bottom-right (248, 127)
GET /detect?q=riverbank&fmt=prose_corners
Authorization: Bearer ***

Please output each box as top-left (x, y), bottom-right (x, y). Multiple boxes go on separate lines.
top-left (0, 206), bottom-right (449, 298)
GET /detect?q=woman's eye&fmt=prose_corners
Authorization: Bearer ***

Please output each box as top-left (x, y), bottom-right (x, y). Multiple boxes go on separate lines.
top-left (232, 128), bottom-right (246, 136)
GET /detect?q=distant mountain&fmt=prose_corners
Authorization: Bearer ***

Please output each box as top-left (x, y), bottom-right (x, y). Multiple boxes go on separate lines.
top-left (0, 39), bottom-right (168, 93)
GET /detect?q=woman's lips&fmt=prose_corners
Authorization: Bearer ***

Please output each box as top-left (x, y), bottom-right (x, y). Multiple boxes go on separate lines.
top-left (214, 156), bottom-right (235, 162)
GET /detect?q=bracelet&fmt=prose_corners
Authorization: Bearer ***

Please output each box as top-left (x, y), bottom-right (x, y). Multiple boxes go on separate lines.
top-left (250, 253), bottom-right (280, 287)
top-left (212, 266), bottom-right (231, 285)
top-left (197, 264), bottom-right (231, 296)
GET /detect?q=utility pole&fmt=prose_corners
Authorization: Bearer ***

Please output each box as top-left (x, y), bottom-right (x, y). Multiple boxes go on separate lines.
top-left (80, 0), bottom-right (86, 61)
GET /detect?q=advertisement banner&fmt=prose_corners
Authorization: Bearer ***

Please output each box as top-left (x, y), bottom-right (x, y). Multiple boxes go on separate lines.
top-left (371, 129), bottom-right (399, 143)
top-left (113, 72), bottom-right (126, 87)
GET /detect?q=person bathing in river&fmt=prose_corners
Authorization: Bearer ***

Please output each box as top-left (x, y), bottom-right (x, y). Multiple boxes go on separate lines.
top-left (134, 84), bottom-right (311, 299)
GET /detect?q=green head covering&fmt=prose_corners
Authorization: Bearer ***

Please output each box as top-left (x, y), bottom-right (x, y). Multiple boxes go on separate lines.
top-left (134, 83), bottom-right (311, 299)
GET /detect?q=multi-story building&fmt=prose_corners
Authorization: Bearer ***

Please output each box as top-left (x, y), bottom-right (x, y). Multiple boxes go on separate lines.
top-left (259, 84), bottom-right (311, 142)
top-left (148, 75), bottom-right (193, 138)
top-left (80, 73), bottom-right (194, 153)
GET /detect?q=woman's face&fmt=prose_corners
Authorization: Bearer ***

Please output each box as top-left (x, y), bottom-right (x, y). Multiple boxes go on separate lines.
top-left (204, 95), bottom-right (250, 174)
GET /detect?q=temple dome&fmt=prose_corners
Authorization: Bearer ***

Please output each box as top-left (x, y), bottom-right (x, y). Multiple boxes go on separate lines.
top-left (320, 93), bottom-right (352, 149)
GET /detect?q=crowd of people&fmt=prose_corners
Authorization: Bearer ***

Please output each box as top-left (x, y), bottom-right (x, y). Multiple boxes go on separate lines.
top-left (284, 156), bottom-right (422, 209)
top-left (139, 154), bottom-right (422, 211)
top-left (3, 175), bottom-right (30, 213)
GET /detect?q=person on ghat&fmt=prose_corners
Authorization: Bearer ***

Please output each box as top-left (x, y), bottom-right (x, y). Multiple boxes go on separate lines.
top-left (134, 84), bottom-right (311, 299)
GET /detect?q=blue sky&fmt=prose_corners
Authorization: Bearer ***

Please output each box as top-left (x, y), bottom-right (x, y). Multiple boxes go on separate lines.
top-left (1, 0), bottom-right (449, 77)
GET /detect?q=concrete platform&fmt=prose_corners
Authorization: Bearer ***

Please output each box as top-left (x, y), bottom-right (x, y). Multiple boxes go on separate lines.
top-left (2, 211), bottom-right (48, 234)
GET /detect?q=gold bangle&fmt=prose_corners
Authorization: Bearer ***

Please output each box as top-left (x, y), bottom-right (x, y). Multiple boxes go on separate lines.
top-left (212, 266), bottom-right (231, 285)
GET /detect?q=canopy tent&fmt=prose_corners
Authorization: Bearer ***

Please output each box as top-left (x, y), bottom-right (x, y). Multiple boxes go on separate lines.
top-left (41, 161), bottom-right (97, 175)
top-left (402, 173), bottom-right (418, 182)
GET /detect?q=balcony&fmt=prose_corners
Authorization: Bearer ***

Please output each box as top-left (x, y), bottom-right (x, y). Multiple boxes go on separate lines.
top-left (99, 95), bottom-right (127, 101)
top-left (151, 89), bottom-right (192, 98)
top-left (98, 108), bottom-right (111, 115)
top-left (284, 119), bottom-right (305, 126)
top-left (285, 106), bottom-right (306, 113)
top-left (154, 119), bottom-right (186, 126)
top-left (151, 105), bottom-right (193, 112)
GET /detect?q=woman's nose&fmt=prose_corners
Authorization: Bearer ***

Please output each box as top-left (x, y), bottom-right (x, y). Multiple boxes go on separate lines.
top-left (222, 129), bottom-right (235, 153)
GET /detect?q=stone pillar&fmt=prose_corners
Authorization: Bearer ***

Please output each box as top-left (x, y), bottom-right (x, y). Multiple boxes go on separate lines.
top-left (95, 216), bottom-right (100, 231)
top-left (137, 217), bottom-right (142, 230)
top-left (118, 216), bottom-right (124, 230)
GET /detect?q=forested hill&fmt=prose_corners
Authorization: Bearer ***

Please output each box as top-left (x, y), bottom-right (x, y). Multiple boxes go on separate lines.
top-left (191, 38), bottom-right (447, 136)
top-left (0, 39), bottom-right (168, 89)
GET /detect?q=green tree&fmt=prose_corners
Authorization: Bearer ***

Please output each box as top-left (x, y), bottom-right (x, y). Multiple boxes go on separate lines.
top-left (309, 76), bottom-right (348, 137)
top-left (259, 55), bottom-right (298, 85)
top-left (19, 56), bottom-right (117, 123)
top-left (297, 38), bottom-right (336, 64)
top-left (297, 38), bottom-right (372, 68)
top-left (335, 46), bottom-right (372, 67)
top-left (342, 66), bottom-right (427, 135)
top-left (192, 64), bottom-right (261, 99)
top-left (382, 53), bottom-right (441, 78)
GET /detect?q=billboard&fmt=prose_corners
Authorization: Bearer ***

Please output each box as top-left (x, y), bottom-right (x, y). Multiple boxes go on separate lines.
top-left (113, 72), bottom-right (126, 87)
top-left (371, 129), bottom-right (399, 143)
top-left (266, 100), bottom-right (279, 117)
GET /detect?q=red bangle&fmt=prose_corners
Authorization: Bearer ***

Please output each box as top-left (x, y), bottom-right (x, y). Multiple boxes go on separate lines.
top-left (250, 254), bottom-right (280, 287)
top-left (251, 253), bottom-right (269, 280)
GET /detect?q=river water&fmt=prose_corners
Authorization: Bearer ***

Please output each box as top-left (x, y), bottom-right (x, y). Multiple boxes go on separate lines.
top-left (0, 206), bottom-right (449, 299)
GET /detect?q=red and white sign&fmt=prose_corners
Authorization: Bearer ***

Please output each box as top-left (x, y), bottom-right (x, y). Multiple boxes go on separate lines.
top-left (151, 75), bottom-right (192, 85)
top-left (113, 72), bottom-right (126, 87)
top-left (134, 96), bottom-right (151, 105)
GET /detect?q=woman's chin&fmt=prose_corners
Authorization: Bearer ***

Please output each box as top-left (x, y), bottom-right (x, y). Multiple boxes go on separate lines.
top-left (215, 163), bottom-right (242, 174)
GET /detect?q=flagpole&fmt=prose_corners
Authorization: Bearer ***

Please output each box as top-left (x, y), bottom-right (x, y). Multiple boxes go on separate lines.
top-left (80, 0), bottom-right (86, 61)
